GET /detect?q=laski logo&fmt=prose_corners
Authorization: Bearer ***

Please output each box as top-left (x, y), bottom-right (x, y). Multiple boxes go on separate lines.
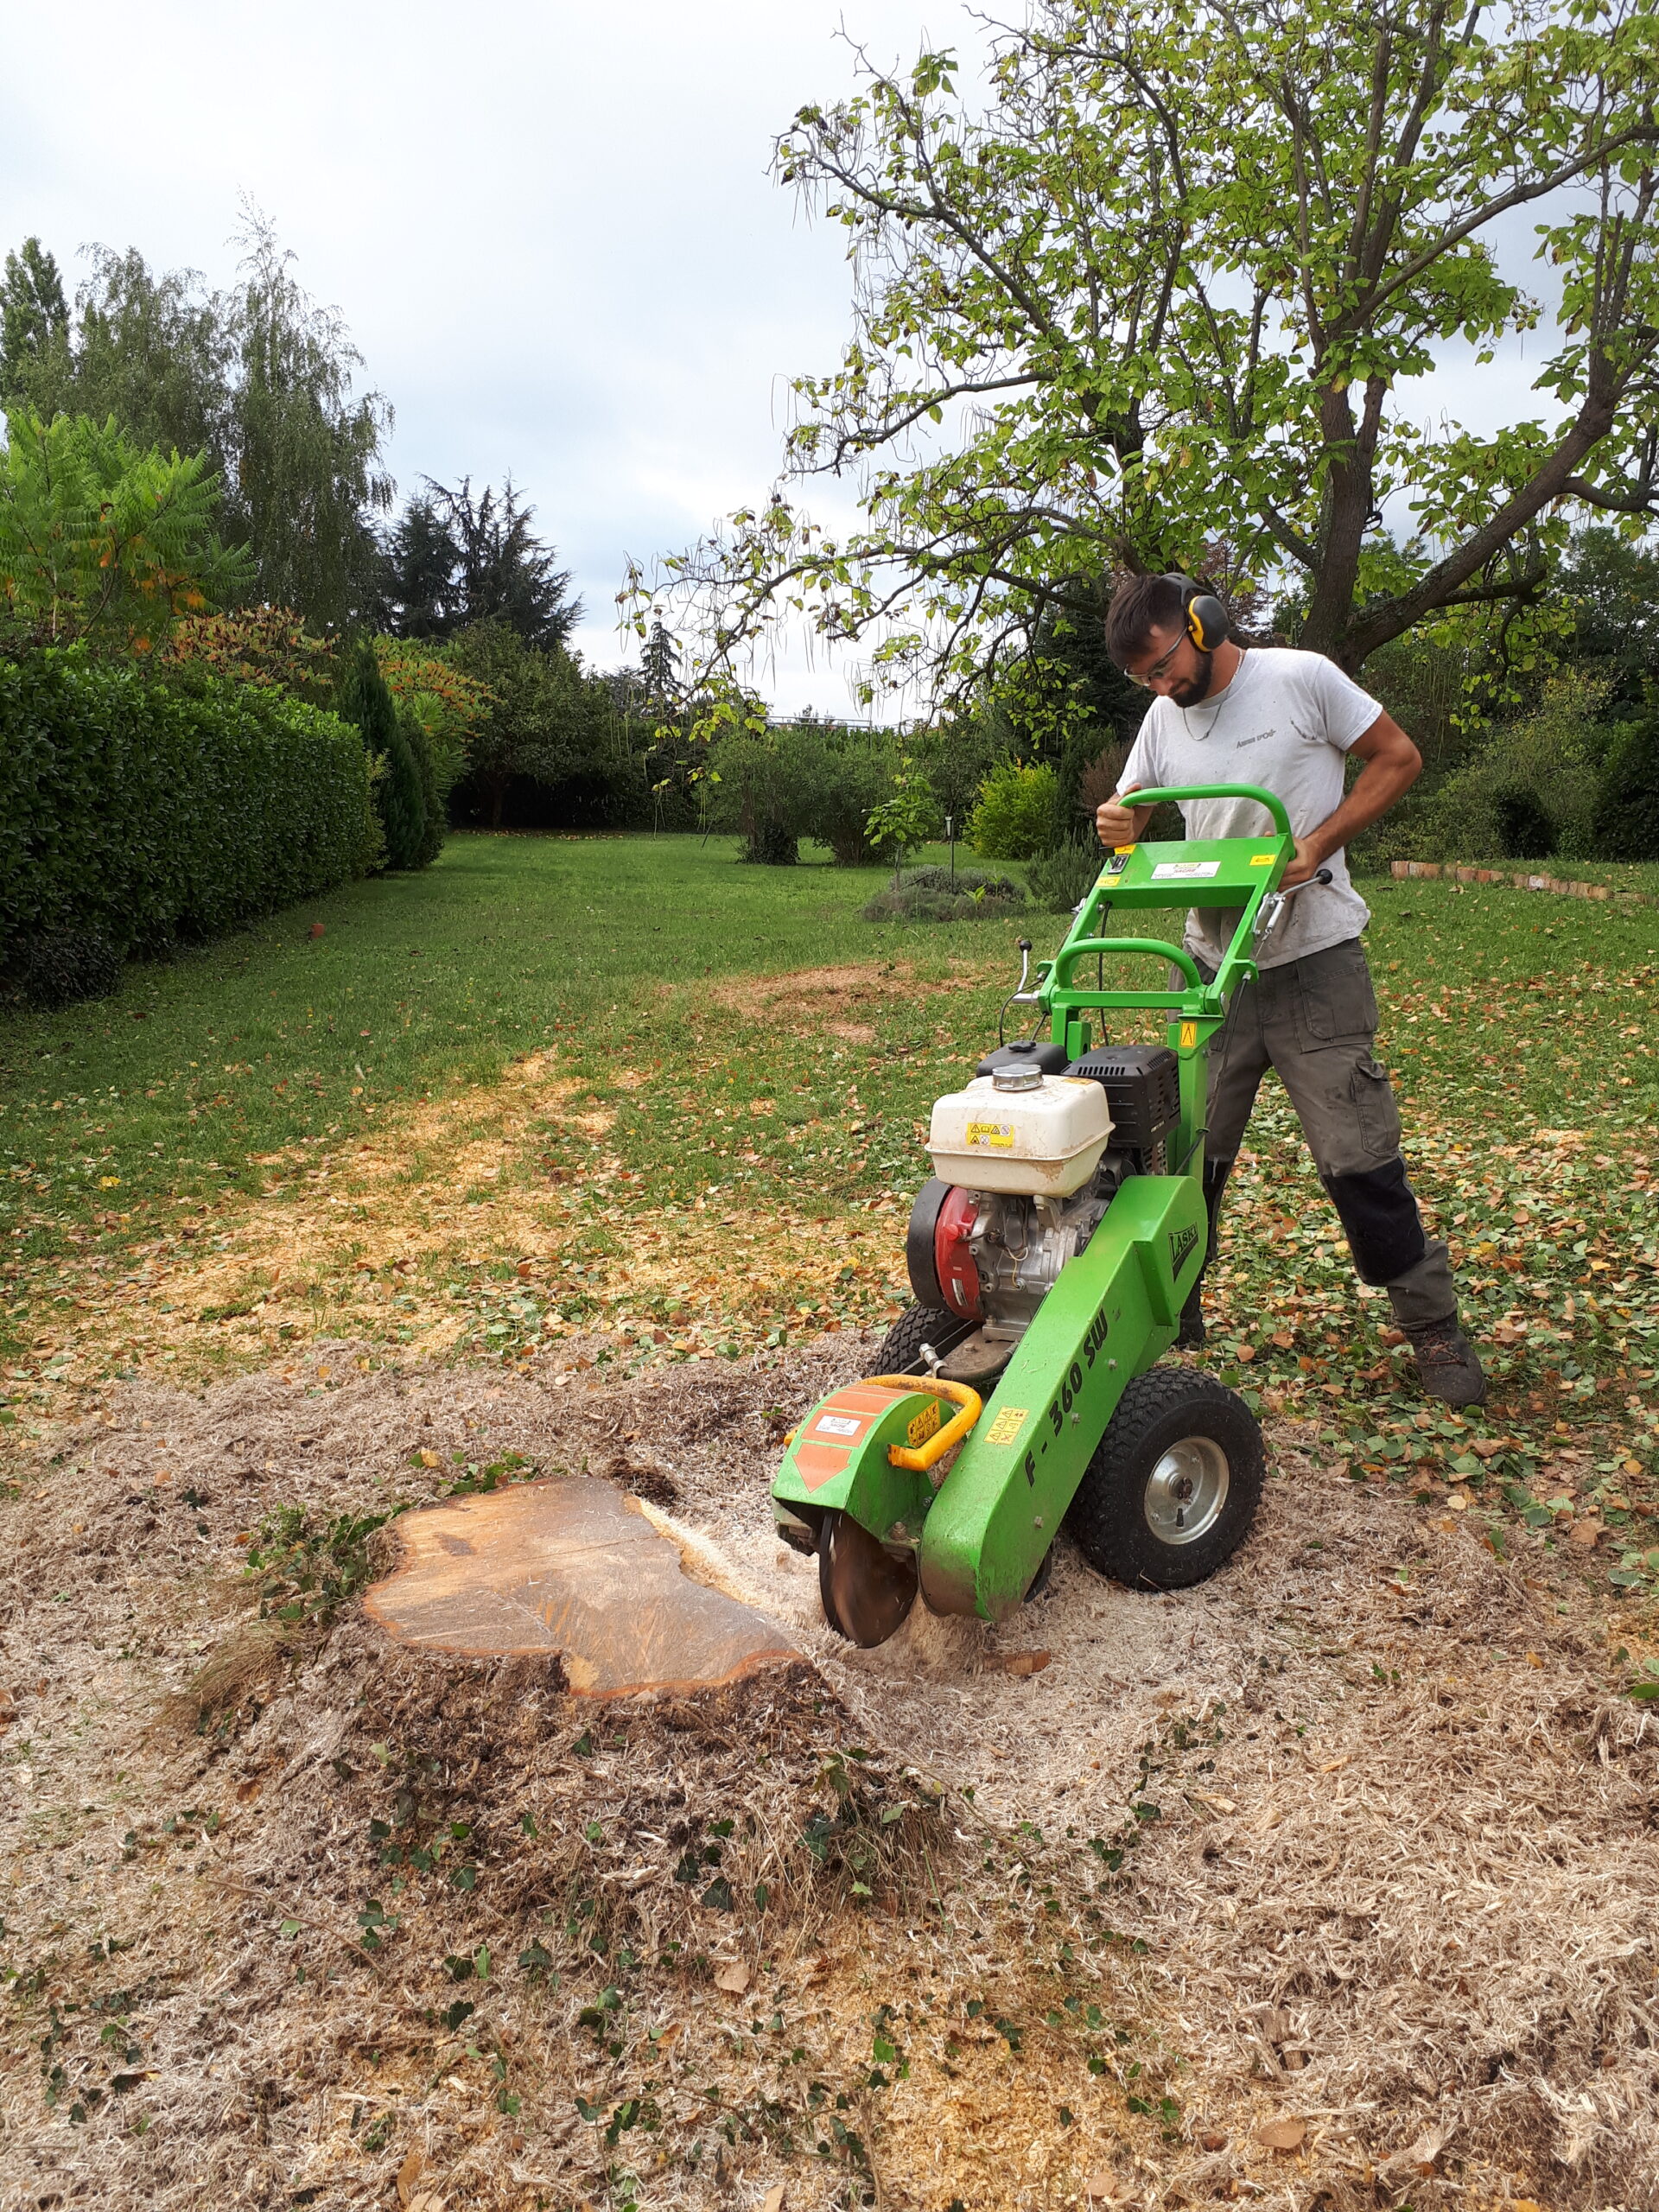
top-left (1168, 1224), bottom-right (1200, 1276)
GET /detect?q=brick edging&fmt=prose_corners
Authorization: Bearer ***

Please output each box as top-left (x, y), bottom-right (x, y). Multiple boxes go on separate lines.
top-left (1388, 860), bottom-right (1649, 905)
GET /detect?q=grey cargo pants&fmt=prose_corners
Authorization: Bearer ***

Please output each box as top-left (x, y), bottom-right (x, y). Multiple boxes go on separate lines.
top-left (1195, 937), bottom-right (1459, 1330)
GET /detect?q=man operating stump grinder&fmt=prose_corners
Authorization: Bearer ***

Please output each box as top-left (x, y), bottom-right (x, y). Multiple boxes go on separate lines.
top-left (1096, 571), bottom-right (1486, 1407)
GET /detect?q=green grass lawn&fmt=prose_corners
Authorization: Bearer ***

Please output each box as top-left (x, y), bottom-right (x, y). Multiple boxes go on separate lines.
top-left (0, 834), bottom-right (1019, 1237)
top-left (3, 834), bottom-right (1656, 1606)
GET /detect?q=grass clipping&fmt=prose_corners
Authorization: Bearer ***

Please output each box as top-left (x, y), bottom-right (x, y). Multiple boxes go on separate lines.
top-left (0, 1338), bottom-right (1656, 2209)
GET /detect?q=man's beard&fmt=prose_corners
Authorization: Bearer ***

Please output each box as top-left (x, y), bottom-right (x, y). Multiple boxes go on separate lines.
top-left (1169, 652), bottom-right (1216, 707)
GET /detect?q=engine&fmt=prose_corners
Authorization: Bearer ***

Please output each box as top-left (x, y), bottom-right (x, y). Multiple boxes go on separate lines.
top-left (906, 1040), bottom-right (1180, 1349)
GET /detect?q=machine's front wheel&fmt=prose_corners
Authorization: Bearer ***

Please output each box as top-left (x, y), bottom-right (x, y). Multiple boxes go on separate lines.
top-left (1066, 1368), bottom-right (1263, 1590)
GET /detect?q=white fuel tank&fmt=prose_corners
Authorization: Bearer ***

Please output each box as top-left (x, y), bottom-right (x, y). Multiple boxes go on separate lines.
top-left (927, 1071), bottom-right (1113, 1197)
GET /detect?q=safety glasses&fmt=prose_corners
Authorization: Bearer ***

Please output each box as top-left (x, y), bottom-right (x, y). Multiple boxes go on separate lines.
top-left (1124, 634), bottom-right (1188, 690)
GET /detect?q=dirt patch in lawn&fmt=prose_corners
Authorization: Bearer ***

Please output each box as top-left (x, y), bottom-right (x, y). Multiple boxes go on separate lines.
top-left (3, 1042), bottom-right (918, 1427)
top-left (705, 959), bottom-right (993, 1025)
top-left (1, 1335), bottom-right (1654, 2210)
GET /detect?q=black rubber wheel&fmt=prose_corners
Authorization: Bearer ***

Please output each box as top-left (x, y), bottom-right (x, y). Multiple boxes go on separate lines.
top-left (1065, 1367), bottom-right (1263, 1591)
top-left (874, 1300), bottom-right (976, 1376)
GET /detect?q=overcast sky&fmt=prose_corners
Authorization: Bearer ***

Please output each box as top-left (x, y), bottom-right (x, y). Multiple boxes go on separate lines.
top-left (3, 2), bottom-right (1557, 713)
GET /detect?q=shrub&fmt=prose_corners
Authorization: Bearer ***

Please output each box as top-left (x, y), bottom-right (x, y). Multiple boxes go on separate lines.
top-left (700, 728), bottom-right (799, 862)
top-left (1026, 841), bottom-right (1105, 912)
top-left (703, 718), bottom-right (905, 864)
top-left (795, 723), bottom-right (903, 864)
top-left (0, 646), bottom-right (378, 973)
top-left (897, 864), bottom-right (1021, 897)
top-left (1376, 672), bottom-right (1607, 864)
top-left (861, 866), bottom-right (1025, 922)
top-left (968, 760), bottom-right (1060, 860)
top-left (1592, 707), bottom-right (1659, 859)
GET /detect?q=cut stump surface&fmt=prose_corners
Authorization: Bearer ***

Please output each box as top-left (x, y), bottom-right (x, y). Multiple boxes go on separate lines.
top-left (363, 1478), bottom-right (800, 1697)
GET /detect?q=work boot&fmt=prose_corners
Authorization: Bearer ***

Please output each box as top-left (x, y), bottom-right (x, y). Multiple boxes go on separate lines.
top-left (1176, 1158), bottom-right (1233, 1351)
top-left (1404, 1317), bottom-right (1487, 1407)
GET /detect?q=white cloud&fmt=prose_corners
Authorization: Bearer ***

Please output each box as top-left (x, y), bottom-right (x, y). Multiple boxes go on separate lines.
top-left (2, 0), bottom-right (986, 709)
top-left (3, 7), bottom-right (1585, 708)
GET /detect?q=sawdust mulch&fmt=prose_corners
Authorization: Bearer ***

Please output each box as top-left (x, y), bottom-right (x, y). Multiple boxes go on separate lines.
top-left (2, 1337), bottom-right (1655, 2210)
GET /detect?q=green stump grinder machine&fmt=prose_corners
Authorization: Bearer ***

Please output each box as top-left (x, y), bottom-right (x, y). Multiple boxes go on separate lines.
top-left (771, 784), bottom-right (1325, 1647)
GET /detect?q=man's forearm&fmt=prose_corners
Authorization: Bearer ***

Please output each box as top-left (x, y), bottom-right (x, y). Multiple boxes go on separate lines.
top-left (1304, 749), bottom-right (1420, 867)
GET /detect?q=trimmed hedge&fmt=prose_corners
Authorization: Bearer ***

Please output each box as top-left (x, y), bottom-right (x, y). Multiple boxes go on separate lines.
top-left (0, 648), bottom-right (378, 971)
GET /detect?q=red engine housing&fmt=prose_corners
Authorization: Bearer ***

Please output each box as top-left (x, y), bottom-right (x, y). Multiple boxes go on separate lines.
top-left (932, 1186), bottom-right (982, 1319)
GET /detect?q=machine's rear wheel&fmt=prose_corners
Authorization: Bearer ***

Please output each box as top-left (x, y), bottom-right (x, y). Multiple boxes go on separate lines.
top-left (875, 1300), bottom-right (976, 1376)
top-left (1066, 1368), bottom-right (1263, 1590)
top-left (818, 1510), bottom-right (918, 1648)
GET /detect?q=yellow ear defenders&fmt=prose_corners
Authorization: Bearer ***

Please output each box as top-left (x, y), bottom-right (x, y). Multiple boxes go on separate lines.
top-left (1164, 573), bottom-right (1230, 653)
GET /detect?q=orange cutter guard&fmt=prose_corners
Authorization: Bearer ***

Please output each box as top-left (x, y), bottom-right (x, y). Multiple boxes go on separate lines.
top-left (864, 1375), bottom-right (983, 1472)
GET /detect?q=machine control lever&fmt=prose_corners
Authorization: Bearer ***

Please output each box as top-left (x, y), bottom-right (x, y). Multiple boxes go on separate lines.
top-left (1254, 867), bottom-right (1332, 952)
top-left (1011, 938), bottom-right (1042, 1003)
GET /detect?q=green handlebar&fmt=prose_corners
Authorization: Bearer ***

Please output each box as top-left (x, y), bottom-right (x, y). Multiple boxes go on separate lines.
top-left (1052, 937), bottom-right (1203, 990)
top-left (1123, 782), bottom-right (1293, 837)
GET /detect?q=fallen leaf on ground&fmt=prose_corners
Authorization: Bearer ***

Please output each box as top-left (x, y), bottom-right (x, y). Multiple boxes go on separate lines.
top-left (715, 1961), bottom-right (751, 1994)
top-left (985, 1649), bottom-right (1051, 1676)
top-left (397, 2149), bottom-right (423, 2207)
top-left (762, 2188), bottom-right (785, 2212)
top-left (1569, 1518), bottom-right (1605, 1547)
top-left (1083, 2174), bottom-right (1135, 2204)
top-left (1186, 1789), bottom-right (1237, 1814)
top-left (1255, 2116), bottom-right (1306, 2152)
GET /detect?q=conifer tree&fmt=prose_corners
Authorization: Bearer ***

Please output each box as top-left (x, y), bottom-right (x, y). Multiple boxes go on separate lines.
top-left (336, 637), bottom-right (428, 869)
top-left (402, 706), bottom-right (445, 867)
top-left (0, 238), bottom-right (70, 407)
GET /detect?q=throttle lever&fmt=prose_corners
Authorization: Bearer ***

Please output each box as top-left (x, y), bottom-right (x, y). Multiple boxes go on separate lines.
top-left (1254, 867), bottom-right (1333, 951)
top-left (1011, 937), bottom-right (1042, 1003)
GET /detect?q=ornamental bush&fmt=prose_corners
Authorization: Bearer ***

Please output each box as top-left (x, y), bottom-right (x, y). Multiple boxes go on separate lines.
top-left (0, 647), bottom-right (378, 974)
top-left (1591, 708), bottom-right (1659, 861)
top-left (967, 759), bottom-right (1060, 861)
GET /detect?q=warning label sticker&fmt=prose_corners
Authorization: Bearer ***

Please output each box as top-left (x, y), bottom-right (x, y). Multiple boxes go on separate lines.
top-left (984, 1406), bottom-right (1027, 1446)
top-left (906, 1402), bottom-right (942, 1448)
top-left (1151, 860), bottom-right (1221, 880)
top-left (964, 1121), bottom-right (1014, 1149)
top-left (814, 1414), bottom-right (862, 1439)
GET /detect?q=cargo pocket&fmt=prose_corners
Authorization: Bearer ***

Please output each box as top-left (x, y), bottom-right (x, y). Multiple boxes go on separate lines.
top-left (1351, 1055), bottom-right (1402, 1164)
top-left (1294, 938), bottom-right (1378, 1051)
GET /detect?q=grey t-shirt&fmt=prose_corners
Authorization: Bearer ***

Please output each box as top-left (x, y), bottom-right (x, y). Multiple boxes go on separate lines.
top-left (1117, 646), bottom-right (1382, 969)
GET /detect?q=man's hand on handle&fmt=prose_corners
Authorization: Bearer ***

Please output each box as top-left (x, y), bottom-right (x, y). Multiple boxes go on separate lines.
top-left (1095, 786), bottom-right (1153, 849)
top-left (1280, 836), bottom-right (1327, 887)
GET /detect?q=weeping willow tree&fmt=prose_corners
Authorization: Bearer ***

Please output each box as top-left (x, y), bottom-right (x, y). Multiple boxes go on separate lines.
top-left (0, 208), bottom-right (392, 629)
